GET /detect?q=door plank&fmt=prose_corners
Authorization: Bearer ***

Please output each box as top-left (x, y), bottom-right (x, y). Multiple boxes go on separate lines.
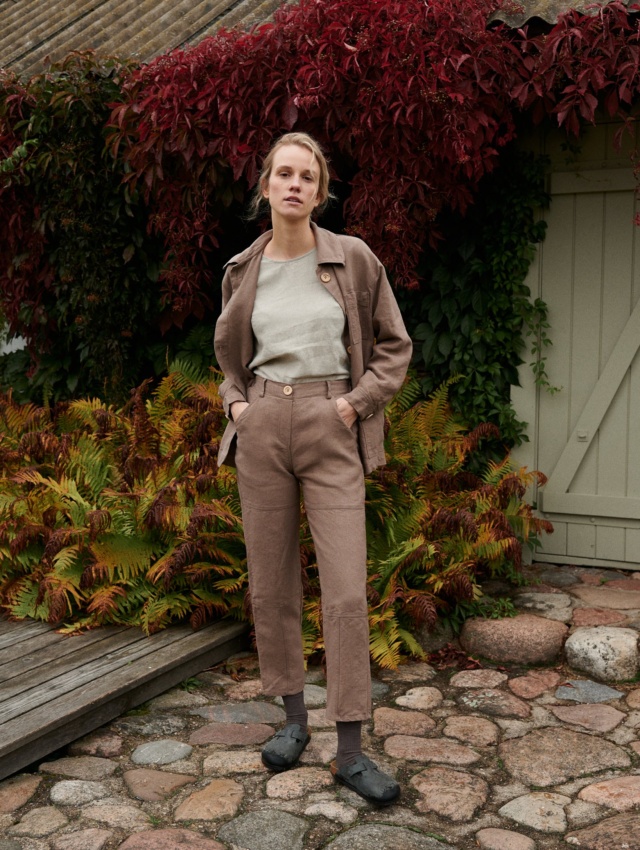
top-left (542, 296), bottom-right (640, 515)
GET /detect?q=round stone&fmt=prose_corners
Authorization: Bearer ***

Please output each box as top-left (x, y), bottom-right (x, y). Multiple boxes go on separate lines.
top-left (266, 767), bottom-right (333, 799)
top-left (460, 614), bottom-right (568, 664)
top-left (117, 829), bottom-right (226, 849)
top-left (475, 827), bottom-right (535, 850)
top-left (8, 806), bottom-right (68, 837)
top-left (443, 715), bottom-right (499, 746)
top-left (50, 780), bottom-right (109, 805)
top-left (410, 766), bottom-right (489, 821)
top-left (174, 779), bottom-right (243, 821)
top-left (550, 704), bottom-right (625, 732)
top-left (499, 792), bottom-right (570, 833)
top-left (148, 690), bottom-right (208, 710)
top-left (82, 803), bottom-right (150, 830)
top-left (373, 707), bottom-right (435, 737)
top-left (203, 750), bottom-right (264, 775)
top-left (38, 756), bottom-right (117, 780)
top-left (572, 608), bottom-right (628, 627)
top-left (499, 728), bottom-right (630, 786)
top-left (395, 686), bottom-right (443, 710)
top-left (326, 824), bottom-right (449, 849)
top-left (384, 735), bottom-right (479, 765)
top-left (507, 670), bottom-right (561, 699)
top-left (131, 740), bottom-right (193, 765)
top-left (190, 701), bottom-right (285, 724)
top-left (123, 769), bottom-right (196, 801)
top-left (515, 591), bottom-right (573, 622)
top-left (0, 775), bottom-right (42, 813)
top-left (571, 585), bottom-right (640, 609)
top-left (456, 689), bottom-right (530, 718)
top-left (566, 812), bottom-right (640, 849)
top-left (578, 776), bottom-right (640, 811)
top-left (449, 669), bottom-right (508, 688)
top-left (565, 627), bottom-right (640, 682)
top-left (304, 801), bottom-right (358, 824)
top-left (217, 811), bottom-right (308, 850)
top-left (189, 722), bottom-right (274, 745)
top-left (51, 828), bottom-right (113, 850)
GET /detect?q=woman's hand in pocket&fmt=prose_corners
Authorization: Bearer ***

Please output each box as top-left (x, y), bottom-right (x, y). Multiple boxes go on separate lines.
top-left (335, 397), bottom-right (357, 428)
top-left (231, 401), bottom-right (250, 422)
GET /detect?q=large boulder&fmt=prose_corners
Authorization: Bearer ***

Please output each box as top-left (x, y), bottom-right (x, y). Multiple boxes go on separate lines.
top-left (460, 614), bottom-right (567, 664)
top-left (564, 627), bottom-right (639, 682)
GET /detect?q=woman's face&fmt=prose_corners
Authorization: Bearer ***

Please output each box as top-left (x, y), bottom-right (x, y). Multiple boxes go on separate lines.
top-left (262, 144), bottom-right (322, 223)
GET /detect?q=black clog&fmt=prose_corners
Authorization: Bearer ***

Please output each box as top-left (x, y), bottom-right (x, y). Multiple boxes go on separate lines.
top-left (331, 755), bottom-right (400, 805)
top-left (261, 723), bottom-right (311, 772)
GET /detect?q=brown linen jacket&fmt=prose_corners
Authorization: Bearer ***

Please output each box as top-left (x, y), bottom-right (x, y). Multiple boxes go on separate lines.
top-left (214, 222), bottom-right (413, 474)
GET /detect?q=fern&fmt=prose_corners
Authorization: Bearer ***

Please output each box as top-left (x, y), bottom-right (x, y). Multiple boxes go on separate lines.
top-left (0, 373), bottom-right (551, 661)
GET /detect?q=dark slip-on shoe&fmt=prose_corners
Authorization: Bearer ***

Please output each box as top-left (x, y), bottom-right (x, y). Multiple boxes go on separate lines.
top-left (261, 723), bottom-right (311, 772)
top-left (331, 755), bottom-right (400, 806)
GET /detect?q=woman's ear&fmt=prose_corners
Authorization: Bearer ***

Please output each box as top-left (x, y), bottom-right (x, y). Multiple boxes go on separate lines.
top-left (261, 177), bottom-right (269, 199)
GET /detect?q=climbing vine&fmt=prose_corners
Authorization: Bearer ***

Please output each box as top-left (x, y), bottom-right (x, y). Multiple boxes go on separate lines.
top-left (398, 147), bottom-right (551, 445)
top-left (1, 0), bottom-right (640, 428)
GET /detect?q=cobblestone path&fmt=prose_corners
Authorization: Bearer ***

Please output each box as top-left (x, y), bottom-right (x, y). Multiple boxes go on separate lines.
top-left (2, 564), bottom-right (640, 850)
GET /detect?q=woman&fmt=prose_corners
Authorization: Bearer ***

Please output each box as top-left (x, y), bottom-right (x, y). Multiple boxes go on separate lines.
top-left (214, 132), bottom-right (412, 805)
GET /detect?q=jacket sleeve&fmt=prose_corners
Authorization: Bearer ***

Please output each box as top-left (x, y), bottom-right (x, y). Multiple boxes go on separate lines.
top-left (214, 266), bottom-right (248, 418)
top-left (343, 261), bottom-right (413, 420)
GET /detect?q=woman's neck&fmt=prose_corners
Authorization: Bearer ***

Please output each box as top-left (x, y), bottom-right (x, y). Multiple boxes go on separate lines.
top-left (263, 219), bottom-right (316, 261)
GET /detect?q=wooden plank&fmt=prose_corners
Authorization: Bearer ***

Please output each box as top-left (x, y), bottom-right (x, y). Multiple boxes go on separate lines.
top-left (0, 619), bottom-right (53, 651)
top-left (0, 627), bottom-right (172, 720)
top-left (0, 628), bottom-right (67, 667)
top-left (0, 626), bottom-right (128, 685)
top-left (551, 169), bottom-right (636, 195)
top-left (0, 620), bottom-right (247, 781)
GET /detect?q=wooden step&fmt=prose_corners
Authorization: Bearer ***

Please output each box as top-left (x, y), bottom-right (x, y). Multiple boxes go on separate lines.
top-left (0, 617), bottom-right (248, 781)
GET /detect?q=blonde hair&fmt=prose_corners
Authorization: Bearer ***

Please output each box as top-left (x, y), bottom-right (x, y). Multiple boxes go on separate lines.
top-left (248, 132), bottom-right (334, 220)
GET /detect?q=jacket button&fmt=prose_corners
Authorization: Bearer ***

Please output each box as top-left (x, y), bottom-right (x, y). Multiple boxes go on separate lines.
top-left (283, 385), bottom-right (293, 396)
top-left (320, 272), bottom-right (331, 283)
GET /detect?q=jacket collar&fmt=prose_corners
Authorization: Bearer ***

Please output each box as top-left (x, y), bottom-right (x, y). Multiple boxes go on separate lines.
top-left (224, 222), bottom-right (345, 269)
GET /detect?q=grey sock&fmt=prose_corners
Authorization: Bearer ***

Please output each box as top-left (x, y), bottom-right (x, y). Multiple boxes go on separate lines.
top-left (336, 720), bottom-right (362, 768)
top-left (282, 691), bottom-right (308, 730)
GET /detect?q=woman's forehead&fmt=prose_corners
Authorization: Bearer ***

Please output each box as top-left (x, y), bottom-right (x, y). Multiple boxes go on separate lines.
top-left (272, 144), bottom-right (319, 175)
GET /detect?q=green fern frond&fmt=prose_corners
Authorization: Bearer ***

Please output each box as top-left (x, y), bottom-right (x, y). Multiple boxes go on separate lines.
top-left (91, 534), bottom-right (156, 582)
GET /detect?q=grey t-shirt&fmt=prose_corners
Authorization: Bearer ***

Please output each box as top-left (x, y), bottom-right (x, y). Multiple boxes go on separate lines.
top-left (249, 248), bottom-right (350, 383)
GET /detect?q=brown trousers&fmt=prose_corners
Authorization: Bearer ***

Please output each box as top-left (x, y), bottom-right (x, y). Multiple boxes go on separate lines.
top-left (234, 376), bottom-right (371, 722)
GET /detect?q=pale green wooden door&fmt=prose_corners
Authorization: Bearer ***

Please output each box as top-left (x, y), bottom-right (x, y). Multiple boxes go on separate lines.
top-left (514, 167), bottom-right (640, 568)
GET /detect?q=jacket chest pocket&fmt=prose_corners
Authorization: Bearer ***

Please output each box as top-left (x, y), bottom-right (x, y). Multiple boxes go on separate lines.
top-left (347, 291), bottom-right (373, 343)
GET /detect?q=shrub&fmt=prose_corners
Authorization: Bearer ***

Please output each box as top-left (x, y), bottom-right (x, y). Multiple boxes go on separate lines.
top-left (299, 377), bottom-right (552, 668)
top-left (0, 53), bottom-right (166, 403)
top-left (0, 372), bottom-right (550, 666)
top-left (0, 361), bottom-right (246, 633)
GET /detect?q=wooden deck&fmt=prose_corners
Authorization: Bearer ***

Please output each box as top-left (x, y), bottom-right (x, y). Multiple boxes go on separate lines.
top-left (0, 617), bottom-right (247, 781)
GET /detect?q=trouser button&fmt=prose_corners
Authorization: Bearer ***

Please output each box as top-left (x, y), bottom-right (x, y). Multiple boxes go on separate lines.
top-left (283, 385), bottom-right (293, 396)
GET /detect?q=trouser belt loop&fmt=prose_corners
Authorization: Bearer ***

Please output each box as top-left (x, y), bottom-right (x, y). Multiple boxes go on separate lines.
top-left (256, 375), bottom-right (267, 397)
top-left (325, 381), bottom-right (332, 399)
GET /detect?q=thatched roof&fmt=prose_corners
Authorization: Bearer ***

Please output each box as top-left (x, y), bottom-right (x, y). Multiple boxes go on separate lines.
top-left (490, 0), bottom-right (638, 27)
top-left (0, 0), bottom-right (285, 78)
